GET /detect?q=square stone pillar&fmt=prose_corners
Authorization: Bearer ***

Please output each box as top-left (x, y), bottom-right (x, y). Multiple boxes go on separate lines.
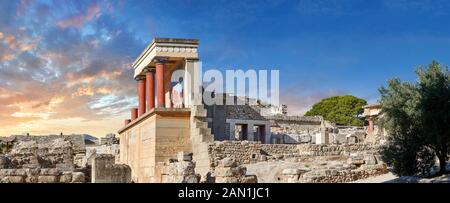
top-left (264, 123), bottom-right (271, 144)
top-left (316, 123), bottom-right (329, 144)
top-left (185, 59), bottom-right (202, 106)
top-left (228, 122), bottom-right (236, 140)
top-left (247, 124), bottom-right (254, 141)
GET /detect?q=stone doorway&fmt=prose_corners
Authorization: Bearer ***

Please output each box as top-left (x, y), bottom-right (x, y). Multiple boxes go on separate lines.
top-left (253, 125), bottom-right (266, 144)
top-left (235, 124), bottom-right (248, 140)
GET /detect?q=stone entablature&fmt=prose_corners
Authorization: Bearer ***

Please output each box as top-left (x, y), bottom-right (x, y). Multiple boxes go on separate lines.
top-left (363, 104), bottom-right (383, 135)
top-left (118, 108), bottom-right (191, 134)
top-left (132, 38), bottom-right (199, 78)
top-left (363, 104), bottom-right (382, 117)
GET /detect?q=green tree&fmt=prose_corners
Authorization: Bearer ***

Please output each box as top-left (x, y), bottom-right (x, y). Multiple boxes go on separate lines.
top-left (380, 61), bottom-right (450, 176)
top-left (305, 95), bottom-right (367, 126)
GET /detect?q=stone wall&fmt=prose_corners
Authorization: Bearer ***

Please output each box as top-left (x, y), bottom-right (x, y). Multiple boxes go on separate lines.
top-left (267, 115), bottom-right (378, 145)
top-left (0, 168), bottom-right (85, 183)
top-left (280, 164), bottom-right (387, 183)
top-left (207, 141), bottom-right (380, 165)
top-left (204, 94), bottom-right (267, 141)
top-left (268, 115), bottom-right (323, 144)
top-left (92, 154), bottom-right (131, 183)
top-left (3, 138), bottom-right (76, 169)
top-left (8, 134), bottom-right (86, 153)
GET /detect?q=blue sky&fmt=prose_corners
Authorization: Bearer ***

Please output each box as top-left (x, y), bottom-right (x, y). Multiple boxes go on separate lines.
top-left (124, 0), bottom-right (450, 110)
top-left (1, 0), bottom-right (450, 136)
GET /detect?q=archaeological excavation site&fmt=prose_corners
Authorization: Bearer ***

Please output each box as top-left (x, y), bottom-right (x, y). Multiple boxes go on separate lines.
top-left (0, 39), bottom-right (390, 183)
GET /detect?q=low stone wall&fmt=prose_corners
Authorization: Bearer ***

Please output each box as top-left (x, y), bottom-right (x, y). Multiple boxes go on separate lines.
top-left (91, 154), bottom-right (131, 183)
top-left (207, 141), bottom-right (380, 165)
top-left (280, 164), bottom-right (387, 183)
top-left (0, 168), bottom-right (85, 183)
top-left (3, 138), bottom-right (76, 169)
top-left (7, 135), bottom-right (86, 154)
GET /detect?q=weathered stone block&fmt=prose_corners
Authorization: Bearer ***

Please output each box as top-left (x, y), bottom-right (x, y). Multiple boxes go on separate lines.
top-left (177, 151), bottom-right (193, 162)
top-left (5, 176), bottom-right (25, 183)
top-left (92, 154), bottom-right (131, 183)
top-left (299, 135), bottom-right (312, 143)
top-left (364, 154), bottom-right (377, 165)
top-left (71, 172), bottom-right (85, 183)
top-left (0, 156), bottom-right (12, 169)
top-left (215, 166), bottom-right (246, 177)
top-left (215, 176), bottom-right (239, 183)
top-left (22, 164), bottom-right (40, 169)
top-left (174, 161), bottom-right (195, 175)
top-left (7, 169), bottom-right (27, 176)
top-left (219, 158), bottom-right (237, 167)
top-left (38, 175), bottom-right (58, 183)
top-left (183, 174), bottom-right (200, 183)
top-left (240, 175), bottom-right (257, 183)
top-left (215, 167), bottom-right (234, 177)
top-left (59, 173), bottom-right (72, 183)
top-left (25, 176), bottom-right (38, 183)
top-left (40, 168), bottom-right (61, 176)
top-left (56, 163), bottom-right (75, 172)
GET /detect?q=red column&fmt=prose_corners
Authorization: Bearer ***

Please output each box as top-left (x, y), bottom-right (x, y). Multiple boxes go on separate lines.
top-left (146, 70), bottom-right (155, 110)
top-left (368, 117), bottom-right (374, 134)
top-left (138, 76), bottom-right (146, 116)
top-left (131, 107), bottom-right (138, 121)
top-left (156, 62), bottom-right (165, 108)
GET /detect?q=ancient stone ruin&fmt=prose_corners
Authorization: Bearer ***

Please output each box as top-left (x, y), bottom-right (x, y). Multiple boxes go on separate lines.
top-left (0, 134), bottom-right (130, 183)
top-left (0, 38), bottom-right (389, 183)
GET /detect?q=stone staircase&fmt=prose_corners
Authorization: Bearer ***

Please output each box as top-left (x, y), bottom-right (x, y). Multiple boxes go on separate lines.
top-left (190, 105), bottom-right (213, 143)
top-left (189, 104), bottom-right (214, 181)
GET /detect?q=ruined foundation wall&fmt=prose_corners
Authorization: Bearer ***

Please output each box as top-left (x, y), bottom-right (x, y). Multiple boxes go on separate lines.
top-left (0, 168), bottom-right (85, 183)
top-left (207, 141), bottom-right (380, 165)
top-left (280, 164), bottom-right (387, 183)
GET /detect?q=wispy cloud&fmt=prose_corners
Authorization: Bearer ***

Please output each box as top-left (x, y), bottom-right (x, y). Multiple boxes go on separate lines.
top-left (0, 0), bottom-right (140, 136)
top-left (56, 3), bottom-right (101, 28)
